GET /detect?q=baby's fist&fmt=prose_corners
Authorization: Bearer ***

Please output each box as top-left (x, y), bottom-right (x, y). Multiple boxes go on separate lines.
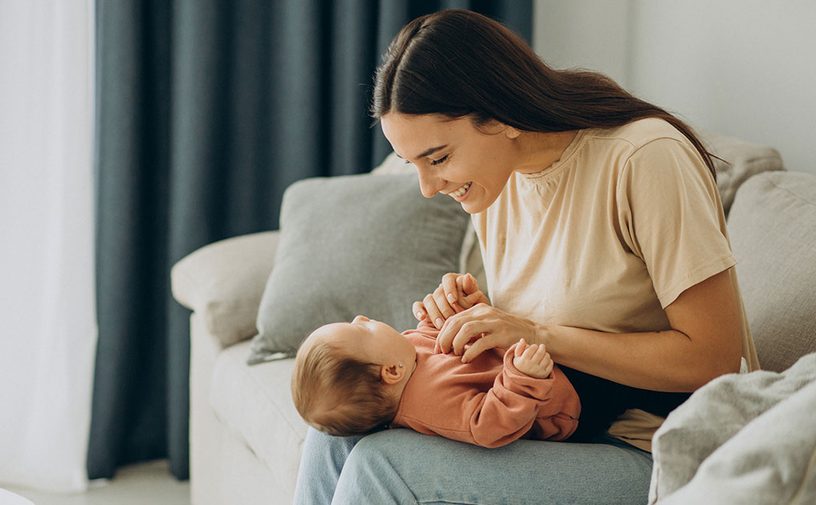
top-left (512, 338), bottom-right (554, 379)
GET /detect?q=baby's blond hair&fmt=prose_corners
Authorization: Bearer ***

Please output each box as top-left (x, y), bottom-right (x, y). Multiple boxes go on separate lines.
top-left (291, 338), bottom-right (399, 436)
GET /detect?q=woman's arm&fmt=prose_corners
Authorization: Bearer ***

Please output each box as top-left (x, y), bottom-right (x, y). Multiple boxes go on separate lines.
top-left (544, 268), bottom-right (744, 392)
top-left (444, 267), bottom-right (744, 393)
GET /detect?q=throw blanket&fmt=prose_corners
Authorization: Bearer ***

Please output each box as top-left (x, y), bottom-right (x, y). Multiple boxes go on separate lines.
top-left (649, 352), bottom-right (816, 504)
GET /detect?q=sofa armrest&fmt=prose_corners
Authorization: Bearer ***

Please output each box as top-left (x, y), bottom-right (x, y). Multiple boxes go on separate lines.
top-left (171, 231), bottom-right (280, 347)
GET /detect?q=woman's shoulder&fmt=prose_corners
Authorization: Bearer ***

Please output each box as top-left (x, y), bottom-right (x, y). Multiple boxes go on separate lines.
top-left (586, 117), bottom-right (689, 153)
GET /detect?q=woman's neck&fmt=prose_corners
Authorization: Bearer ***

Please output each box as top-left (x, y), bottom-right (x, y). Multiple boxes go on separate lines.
top-left (514, 130), bottom-right (579, 175)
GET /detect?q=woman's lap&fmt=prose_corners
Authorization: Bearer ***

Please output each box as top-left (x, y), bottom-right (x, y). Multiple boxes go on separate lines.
top-left (295, 427), bottom-right (653, 505)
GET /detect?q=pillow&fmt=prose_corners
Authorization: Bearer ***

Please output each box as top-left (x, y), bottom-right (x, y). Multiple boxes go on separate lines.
top-left (170, 231), bottom-right (280, 347)
top-left (727, 171), bottom-right (816, 372)
top-left (247, 173), bottom-right (470, 364)
top-left (699, 131), bottom-right (784, 217)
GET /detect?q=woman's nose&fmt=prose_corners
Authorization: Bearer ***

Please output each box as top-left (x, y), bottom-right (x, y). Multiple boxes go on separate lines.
top-left (352, 315), bottom-right (370, 323)
top-left (417, 171), bottom-right (445, 198)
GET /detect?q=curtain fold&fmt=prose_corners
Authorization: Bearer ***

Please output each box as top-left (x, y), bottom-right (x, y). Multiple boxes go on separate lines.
top-left (90, 0), bottom-right (532, 480)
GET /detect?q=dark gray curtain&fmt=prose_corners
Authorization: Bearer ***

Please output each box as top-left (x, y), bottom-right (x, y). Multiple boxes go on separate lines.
top-left (90, 0), bottom-right (532, 480)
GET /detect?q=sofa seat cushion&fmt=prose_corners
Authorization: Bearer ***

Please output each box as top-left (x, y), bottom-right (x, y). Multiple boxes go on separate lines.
top-left (210, 340), bottom-right (307, 472)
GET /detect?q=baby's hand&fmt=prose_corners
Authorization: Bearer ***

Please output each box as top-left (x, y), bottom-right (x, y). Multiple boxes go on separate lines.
top-left (414, 272), bottom-right (490, 329)
top-left (512, 338), bottom-right (553, 379)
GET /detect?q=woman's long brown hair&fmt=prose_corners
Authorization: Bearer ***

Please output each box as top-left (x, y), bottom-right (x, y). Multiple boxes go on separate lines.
top-left (371, 9), bottom-right (717, 180)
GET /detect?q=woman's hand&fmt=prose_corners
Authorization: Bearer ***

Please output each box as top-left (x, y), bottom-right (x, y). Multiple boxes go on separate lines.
top-left (437, 304), bottom-right (545, 363)
top-left (413, 272), bottom-right (490, 329)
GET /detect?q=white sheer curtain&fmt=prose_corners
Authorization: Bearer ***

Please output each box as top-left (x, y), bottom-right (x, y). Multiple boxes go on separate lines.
top-left (0, 0), bottom-right (96, 492)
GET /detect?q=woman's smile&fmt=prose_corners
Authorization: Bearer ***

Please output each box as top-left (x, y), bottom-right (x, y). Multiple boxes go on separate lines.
top-left (448, 181), bottom-right (472, 201)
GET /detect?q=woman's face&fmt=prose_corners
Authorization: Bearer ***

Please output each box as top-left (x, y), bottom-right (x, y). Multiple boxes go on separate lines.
top-left (380, 112), bottom-right (519, 214)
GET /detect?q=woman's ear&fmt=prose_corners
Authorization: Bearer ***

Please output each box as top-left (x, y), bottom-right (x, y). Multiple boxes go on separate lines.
top-left (504, 125), bottom-right (521, 139)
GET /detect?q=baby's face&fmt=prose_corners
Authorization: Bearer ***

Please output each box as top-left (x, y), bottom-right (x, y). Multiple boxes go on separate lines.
top-left (304, 315), bottom-right (416, 368)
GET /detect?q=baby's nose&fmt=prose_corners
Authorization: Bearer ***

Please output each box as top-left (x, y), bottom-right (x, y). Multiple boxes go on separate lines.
top-left (352, 315), bottom-right (370, 323)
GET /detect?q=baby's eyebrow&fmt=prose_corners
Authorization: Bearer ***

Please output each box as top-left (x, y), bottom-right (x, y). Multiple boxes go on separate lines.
top-left (395, 145), bottom-right (448, 160)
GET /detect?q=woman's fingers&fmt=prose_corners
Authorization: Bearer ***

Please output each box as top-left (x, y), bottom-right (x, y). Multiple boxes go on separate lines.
top-left (462, 273), bottom-right (482, 296)
top-left (415, 273), bottom-right (465, 328)
top-left (442, 272), bottom-right (460, 307)
top-left (423, 293), bottom-right (445, 329)
top-left (412, 301), bottom-right (426, 321)
top-left (438, 303), bottom-right (484, 351)
top-left (439, 304), bottom-right (538, 364)
top-left (465, 292), bottom-right (489, 306)
top-left (461, 333), bottom-right (501, 363)
top-left (454, 276), bottom-right (470, 310)
top-left (421, 273), bottom-right (482, 327)
top-left (432, 286), bottom-right (456, 323)
top-left (450, 322), bottom-right (489, 356)
top-left (455, 273), bottom-right (489, 310)
top-left (437, 314), bottom-right (458, 353)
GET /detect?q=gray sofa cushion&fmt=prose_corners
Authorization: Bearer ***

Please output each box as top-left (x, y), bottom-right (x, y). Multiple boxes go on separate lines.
top-left (248, 173), bottom-right (470, 364)
top-left (727, 171), bottom-right (816, 372)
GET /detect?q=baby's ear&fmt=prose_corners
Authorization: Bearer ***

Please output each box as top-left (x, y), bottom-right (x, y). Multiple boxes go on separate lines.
top-left (380, 364), bottom-right (403, 385)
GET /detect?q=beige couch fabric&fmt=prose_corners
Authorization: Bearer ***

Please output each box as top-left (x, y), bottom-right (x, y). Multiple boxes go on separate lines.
top-left (728, 171), bottom-right (816, 372)
top-left (171, 231), bottom-right (280, 347)
top-left (703, 132), bottom-right (784, 216)
top-left (210, 340), bottom-right (306, 491)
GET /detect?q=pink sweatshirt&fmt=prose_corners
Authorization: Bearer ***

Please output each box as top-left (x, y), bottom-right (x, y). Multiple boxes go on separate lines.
top-left (391, 320), bottom-right (581, 448)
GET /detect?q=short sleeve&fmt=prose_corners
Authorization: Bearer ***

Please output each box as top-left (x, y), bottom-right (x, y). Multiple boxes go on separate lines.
top-left (617, 138), bottom-right (735, 308)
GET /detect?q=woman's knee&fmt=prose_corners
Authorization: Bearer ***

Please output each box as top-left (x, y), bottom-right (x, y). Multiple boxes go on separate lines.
top-left (300, 427), bottom-right (363, 473)
top-left (340, 431), bottom-right (405, 475)
top-left (333, 431), bottom-right (420, 505)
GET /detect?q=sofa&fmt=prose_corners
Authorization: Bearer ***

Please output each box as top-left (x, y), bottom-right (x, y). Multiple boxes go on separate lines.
top-left (171, 132), bottom-right (816, 504)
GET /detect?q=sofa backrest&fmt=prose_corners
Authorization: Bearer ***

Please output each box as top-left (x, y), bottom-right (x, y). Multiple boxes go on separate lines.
top-left (727, 171), bottom-right (816, 372)
top-left (703, 132), bottom-right (784, 217)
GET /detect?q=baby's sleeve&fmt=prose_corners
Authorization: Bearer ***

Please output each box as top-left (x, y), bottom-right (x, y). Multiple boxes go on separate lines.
top-left (463, 345), bottom-right (580, 448)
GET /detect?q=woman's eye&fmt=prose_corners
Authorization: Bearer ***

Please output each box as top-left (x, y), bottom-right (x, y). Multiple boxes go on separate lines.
top-left (430, 154), bottom-right (449, 166)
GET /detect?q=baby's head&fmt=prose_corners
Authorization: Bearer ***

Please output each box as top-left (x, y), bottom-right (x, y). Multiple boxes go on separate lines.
top-left (291, 315), bottom-right (417, 436)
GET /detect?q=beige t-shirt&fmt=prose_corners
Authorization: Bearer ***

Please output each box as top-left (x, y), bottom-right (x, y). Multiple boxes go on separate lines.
top-left (472, 117), bottom-right (759, 452)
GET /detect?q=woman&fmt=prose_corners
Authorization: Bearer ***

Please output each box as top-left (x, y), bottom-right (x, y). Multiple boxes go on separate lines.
top-left (294, 9), bottom-right (758, 504)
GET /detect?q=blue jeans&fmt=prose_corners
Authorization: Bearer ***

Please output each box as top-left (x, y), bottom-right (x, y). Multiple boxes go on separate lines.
top-left (293, 428), bottom-right (653, 505)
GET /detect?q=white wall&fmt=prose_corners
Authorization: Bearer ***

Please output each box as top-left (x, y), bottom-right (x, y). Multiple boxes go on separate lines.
top-left (534, 0), bottom-right (816, 174)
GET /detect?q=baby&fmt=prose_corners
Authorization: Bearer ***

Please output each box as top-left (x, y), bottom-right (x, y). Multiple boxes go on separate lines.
top-left (291, 281), bottom-right (581, 448)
